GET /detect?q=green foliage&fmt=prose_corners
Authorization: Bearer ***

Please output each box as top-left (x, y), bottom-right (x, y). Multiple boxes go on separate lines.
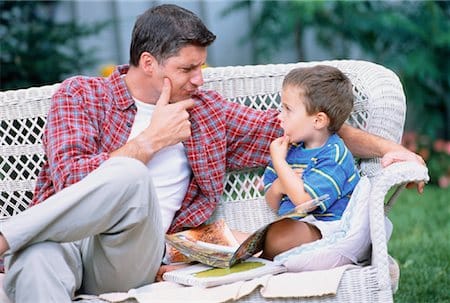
top-left (223, 0), bottom-right (450, 140)
top-left (388, 185), bottom-right (449, 302)
top-left (0, 1), bottom-right (108, 90)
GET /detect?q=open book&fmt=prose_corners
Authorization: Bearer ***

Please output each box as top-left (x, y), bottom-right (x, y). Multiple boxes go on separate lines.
top-left (165, 194), bottom-right (329, 268)
top-left (162, 257), bottom-right (286, 288)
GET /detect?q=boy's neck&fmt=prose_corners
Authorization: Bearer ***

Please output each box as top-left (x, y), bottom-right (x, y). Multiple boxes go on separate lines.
top-left (303, 131), bottom-right (332, 149)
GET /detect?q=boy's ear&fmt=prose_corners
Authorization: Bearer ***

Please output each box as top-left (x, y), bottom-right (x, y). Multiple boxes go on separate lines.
top-left (139, 52), bottom-right (156, 75)
top-left (314, 112), bottom-right (330, 130)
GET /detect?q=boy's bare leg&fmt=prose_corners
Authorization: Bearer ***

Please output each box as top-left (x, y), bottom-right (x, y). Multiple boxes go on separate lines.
top-left (261, 218), bottom-right (321, 260)
top-left (0, 235), bottom-right (8, 256)
top-left (231, 229), bottom-right (250, 245)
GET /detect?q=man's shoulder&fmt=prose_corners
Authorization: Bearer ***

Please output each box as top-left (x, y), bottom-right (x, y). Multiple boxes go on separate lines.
top-left (195, 88), bottom-right (225, 103)
top-left (54, 75), bottom-right (117, 107)
top-left (58, 75), bottom-right (109, 94)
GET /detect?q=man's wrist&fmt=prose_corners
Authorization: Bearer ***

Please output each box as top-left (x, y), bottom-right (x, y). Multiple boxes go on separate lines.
top-left (132, 135), bottom-right (159, 163)
top-left (110, 135), bottom-right (159, 164)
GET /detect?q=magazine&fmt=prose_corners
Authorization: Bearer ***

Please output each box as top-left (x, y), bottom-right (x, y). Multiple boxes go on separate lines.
top-left (164, 219), bottom-right (240, 264)
top-left (165, 194), bottom-right (330, 268)
top-left (162, 257), bottom-right (287, 288)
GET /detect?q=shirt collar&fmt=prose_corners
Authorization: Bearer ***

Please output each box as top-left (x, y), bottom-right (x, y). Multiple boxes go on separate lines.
top-left (109, 64), bottom-right (135, 111)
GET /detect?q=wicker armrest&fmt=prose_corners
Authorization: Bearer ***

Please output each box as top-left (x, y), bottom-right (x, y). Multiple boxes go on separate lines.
top-left (368, 161), bottom-right (429, 290)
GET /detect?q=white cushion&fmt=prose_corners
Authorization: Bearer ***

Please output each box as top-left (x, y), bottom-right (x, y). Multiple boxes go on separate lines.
top-left (273, 176), bottom-right (372, 271)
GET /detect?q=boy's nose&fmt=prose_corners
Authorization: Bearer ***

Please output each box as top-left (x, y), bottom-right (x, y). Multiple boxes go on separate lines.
top-left (277, 112), bottom-right (283, 121)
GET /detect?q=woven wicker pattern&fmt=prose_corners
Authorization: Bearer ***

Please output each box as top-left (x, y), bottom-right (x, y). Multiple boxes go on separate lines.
top-left (0, 61), bottom-right (429, 302)
top-left (1, 84), bottom-right (58, 216)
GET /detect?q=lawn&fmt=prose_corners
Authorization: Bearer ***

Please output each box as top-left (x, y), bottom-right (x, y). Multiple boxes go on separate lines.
top-left (388, 185), bottom-right (449, 302)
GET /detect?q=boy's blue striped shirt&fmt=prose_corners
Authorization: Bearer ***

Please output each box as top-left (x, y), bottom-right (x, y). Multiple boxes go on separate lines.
top-left (263, 134), bottom-right (360, 221)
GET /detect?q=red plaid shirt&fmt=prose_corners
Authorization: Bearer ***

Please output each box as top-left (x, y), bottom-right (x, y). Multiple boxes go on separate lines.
top-left (33, 65), bottom-right (281, 233)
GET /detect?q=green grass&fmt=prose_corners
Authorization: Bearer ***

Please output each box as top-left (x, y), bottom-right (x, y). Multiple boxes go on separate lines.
top-left (388, 185), bottom-right (449, 302)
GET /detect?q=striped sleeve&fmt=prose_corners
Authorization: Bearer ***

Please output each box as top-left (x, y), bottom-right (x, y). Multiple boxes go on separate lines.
top-left (263, 161), bottom-right (278, 193)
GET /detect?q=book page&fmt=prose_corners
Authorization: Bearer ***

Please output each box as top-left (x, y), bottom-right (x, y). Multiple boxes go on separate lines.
top-left (162, 257), bottom-right (287, 288)
top-left (165, 219), bottom-right (239, 264)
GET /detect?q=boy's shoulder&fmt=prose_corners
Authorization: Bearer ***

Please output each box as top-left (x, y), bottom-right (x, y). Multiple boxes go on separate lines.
top-left (318, 134), bottom-right (355, 162)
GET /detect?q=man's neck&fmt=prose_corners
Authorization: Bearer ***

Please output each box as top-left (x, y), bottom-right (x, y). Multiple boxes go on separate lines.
top-left (124, 66), bottom-right (159, 105)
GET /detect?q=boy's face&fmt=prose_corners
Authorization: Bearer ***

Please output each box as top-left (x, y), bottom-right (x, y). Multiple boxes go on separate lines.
top-left (279, 85), bottom-right (317, 143)
top-left (152, 45), bottom-right (207, 102)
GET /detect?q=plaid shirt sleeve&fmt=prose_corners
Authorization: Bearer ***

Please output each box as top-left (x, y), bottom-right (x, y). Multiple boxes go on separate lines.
top-left (224, 101), bottom-right (282, 170)
top-left (42, 78), bottom-right (110, 193)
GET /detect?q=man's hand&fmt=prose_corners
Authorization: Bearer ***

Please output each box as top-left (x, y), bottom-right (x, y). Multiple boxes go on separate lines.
top-left (146, 78), bottom-right (195, 148)
top-left (381, 149), bottom-right (426, 194)
top-left (110, 78), bottom-right (195, 163)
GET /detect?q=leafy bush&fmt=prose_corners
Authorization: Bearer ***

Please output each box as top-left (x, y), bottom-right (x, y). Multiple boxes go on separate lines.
top-left (402, 132), bottom-right (450, 188)
top-left (223, 1), bottom-right (450, 141)
top-left (0, 1), bottom-right (107, 90)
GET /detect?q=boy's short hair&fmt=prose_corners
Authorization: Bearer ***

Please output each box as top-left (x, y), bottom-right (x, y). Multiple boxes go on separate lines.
top-left (283, 65), bottom-right (354, 132)
top-left (130, 4), bottom-right (216, 66)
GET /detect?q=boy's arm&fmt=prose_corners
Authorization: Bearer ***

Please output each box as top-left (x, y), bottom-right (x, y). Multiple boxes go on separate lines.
top-left (271, 157), bottom-right (313, 206)
top-left (269, 137), bottom-right (313, 207)
top-left (264, 179), bottom-right (284, 211)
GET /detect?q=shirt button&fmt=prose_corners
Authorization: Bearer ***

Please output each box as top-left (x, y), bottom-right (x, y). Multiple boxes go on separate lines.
top-left (126, 122), bottom-right (132, 127)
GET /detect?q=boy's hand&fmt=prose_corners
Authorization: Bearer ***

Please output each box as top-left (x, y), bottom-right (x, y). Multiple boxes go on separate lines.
top-left (270, 136), bottom-right (290, 161)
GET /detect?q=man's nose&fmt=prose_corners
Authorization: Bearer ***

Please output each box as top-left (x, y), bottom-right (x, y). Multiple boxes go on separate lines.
top-left (191, 68), bottom-right (204, 87)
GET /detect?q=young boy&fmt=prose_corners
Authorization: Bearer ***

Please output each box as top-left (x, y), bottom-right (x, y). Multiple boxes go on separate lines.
top-left (261, 65), bottom-right (360, 261)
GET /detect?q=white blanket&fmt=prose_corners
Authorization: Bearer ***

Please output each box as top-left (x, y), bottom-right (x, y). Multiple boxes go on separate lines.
top-left (0, 265), bottom-right (356, 302)
top-left (99, 265), bottom-right (356, 303)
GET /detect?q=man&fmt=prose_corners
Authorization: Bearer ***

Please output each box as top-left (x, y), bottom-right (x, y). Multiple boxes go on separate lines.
top-left (0, 4), bottom-right (425, 302)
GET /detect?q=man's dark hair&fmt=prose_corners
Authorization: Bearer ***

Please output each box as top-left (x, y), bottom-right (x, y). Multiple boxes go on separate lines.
top-left (283, 65), bottom-right (354, 133)
top-left (129, 4), bottom-right (216, 66)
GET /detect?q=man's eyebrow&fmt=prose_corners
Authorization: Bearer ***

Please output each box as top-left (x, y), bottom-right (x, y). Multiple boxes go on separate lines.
top-left (181, 62), bottom-right (203, 69)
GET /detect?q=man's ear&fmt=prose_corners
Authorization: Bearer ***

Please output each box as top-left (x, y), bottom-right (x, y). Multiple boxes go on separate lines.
top-left (139, 52), bottom-right (156, 75)
top-left (314, 112), bottom-right (330, 130)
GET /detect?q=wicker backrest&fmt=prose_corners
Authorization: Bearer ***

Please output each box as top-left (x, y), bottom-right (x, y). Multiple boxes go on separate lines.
top-left (0, 60), bottom-right (406, 218)
top-left (202, 60), bottom-right (406, 204)
top-left (1, 84), bottom-right (58, 216)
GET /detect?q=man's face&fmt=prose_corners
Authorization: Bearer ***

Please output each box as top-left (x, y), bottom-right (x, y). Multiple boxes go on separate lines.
top-left (154, 45), bottom-right (207, 102)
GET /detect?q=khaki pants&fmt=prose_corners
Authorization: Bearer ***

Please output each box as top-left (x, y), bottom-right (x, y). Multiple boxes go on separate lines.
top-left (1, 157), bottom-right (164, 302)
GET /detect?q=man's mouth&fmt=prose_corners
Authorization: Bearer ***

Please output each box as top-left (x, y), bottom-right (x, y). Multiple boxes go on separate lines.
top-left (186, 88), bottom-right (197, 95)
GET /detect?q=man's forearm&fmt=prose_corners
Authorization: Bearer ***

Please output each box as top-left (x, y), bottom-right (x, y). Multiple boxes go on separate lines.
top-left (338, 124), bottom-right (405, 158)
top-left (110, 135), bottom-right (160, 164)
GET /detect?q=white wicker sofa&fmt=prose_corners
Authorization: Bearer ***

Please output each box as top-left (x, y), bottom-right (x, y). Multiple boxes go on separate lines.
top-left (0, 60), bottom-right (429, 302)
